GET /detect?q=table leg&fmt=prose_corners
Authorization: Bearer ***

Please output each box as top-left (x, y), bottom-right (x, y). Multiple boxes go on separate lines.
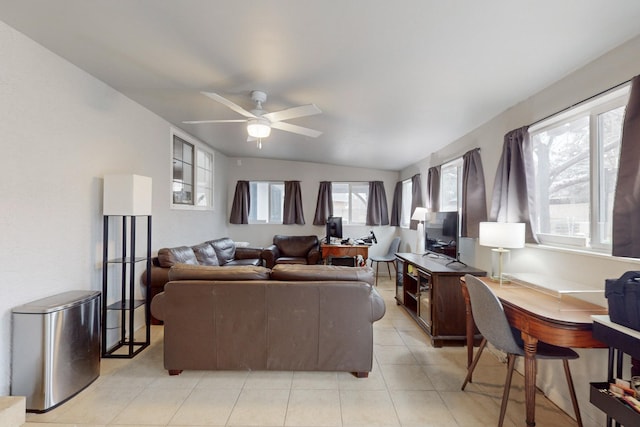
top-left (461, 284), bottom-right (474, 369)
top-left (522, 332), bottom-right (538, 427)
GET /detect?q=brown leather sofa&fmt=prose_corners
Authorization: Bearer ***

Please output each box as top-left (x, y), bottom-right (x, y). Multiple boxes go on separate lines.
top-left (142, 237), bottom-right (262, 324)
top-left (151, 264), bottom-right (385, 377)
top-left (261, 235), bottom-right (321, 268)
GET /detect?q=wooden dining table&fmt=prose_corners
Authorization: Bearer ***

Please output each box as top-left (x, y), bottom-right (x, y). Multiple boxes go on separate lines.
top-left (460, 276), bottom-right (608, 427)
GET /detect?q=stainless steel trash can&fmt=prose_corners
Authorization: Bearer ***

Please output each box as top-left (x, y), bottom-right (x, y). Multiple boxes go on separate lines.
top-left (11, 290), bottom-right (101, 412)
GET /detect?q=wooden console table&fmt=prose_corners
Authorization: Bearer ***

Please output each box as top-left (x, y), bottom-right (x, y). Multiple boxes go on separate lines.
top-left (460, 276), bottom-right (607, 427)
top-left (395, 252), bottom-right (485, 347)
top-left (321, 243), bottom-right (369, 263)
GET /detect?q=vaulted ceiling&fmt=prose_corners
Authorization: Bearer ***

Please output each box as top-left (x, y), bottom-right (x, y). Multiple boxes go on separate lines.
top-left (2, 0), bottom-right (640, 170)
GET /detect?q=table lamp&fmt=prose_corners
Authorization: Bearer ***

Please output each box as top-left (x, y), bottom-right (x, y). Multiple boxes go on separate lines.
top-left (411, 207), bottom-right (428, 254)
top-left (478, 222), bottom-right (525, 286)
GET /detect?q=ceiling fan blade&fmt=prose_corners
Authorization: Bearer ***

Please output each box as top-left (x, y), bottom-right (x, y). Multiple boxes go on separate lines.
top-left (201, 92), bottom-right (256, 118)
top-left (271, 121), bottom-right (322, 138)
top-left (262, 104), bottom-right (321, 122)
top-left (182, 119), bottom-right (247, 124)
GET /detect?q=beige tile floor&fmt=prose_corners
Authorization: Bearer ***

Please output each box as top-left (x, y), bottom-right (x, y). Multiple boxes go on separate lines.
top-left (23, 276), bottom-right (577, 427)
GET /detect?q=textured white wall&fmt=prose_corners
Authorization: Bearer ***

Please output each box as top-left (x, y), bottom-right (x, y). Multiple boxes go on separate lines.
top-left (400, 33), bottom-right (640, 427)
top-left (0, 21), bottom-right (229, 394)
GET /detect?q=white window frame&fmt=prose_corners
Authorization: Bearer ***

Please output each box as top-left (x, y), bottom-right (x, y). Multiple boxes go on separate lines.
top-left (529, 85), bottom-right (630, 252)
top-left (331, 182), bottom-right (369, 225)
top-left (400, 179), bottom-right (412, 228)
top-left (248, 181), bottom-right (284, 224)
top-left (170, 129), bottom-right (214, 211)
top-left (440, 157), bottom-right (463, 212)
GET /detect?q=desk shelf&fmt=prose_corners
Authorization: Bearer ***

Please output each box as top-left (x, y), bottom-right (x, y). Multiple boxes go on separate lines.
top-left (590, 316), bottom-right (640, 426)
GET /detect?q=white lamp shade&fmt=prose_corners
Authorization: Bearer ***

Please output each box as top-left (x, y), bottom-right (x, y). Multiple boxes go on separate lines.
top-left (411, 207), bottom-right (429, 222)
top-left (478, 222), bottom-right (525, 249)
top-left (247, 118), bottom-right (271, 138)
top-left (103, 174), bottom-right (152, 216)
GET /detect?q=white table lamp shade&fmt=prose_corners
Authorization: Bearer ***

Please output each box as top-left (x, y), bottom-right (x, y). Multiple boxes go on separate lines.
top-left (103, 174), bottom-right (152, 216)
top-left (411, 207), bottom-right (429, 222)
top-left (479, 222), bottom-right (525, 249)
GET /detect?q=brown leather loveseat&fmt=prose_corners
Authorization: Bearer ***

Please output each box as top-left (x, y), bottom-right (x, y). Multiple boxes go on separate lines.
top-left (261, 235), bottom-right (321, 268)
top-left (143, 237), bottom-right (262, 323)
top-left (151, 264), bottom-right (385, 377)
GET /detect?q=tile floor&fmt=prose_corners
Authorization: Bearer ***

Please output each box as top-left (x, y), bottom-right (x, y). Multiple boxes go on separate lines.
top-left (23, 276), bottom-right (577, 427)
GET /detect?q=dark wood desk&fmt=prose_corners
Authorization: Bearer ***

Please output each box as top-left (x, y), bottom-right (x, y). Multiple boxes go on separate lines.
top-left (460, 276), bottom-right (607, 427)
top-left (320, 244), bottom-right (369, 262)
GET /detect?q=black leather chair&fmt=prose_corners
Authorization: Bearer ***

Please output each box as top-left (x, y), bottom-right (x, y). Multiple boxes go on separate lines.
top-left (261, 235), bottom-right (321, 269)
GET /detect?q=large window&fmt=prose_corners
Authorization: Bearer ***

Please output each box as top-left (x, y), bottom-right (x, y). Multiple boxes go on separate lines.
top-left (440, 158), bottom-right (463, 212)
top-left (400, 179), bottom-right (412, 228)
top-left (172, 132), bottom-right (214, 209)
top-left (248, 181), bottom-right (284, 224)
top-left (332, 182), bottom-right (368, 225)
top-left (529, 86), bottom-right (629, 251)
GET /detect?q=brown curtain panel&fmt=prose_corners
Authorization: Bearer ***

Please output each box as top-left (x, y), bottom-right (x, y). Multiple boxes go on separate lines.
top-left (612, 75), bottom-right (640, 257)
top-left (410, 174), bottom-right (423, 230)
top-left (229, 180), bottom-right (250, 224)
top-left (489, 126), bottom-right (537, 242)
top-left (461, 148), bottom-right (487, 238)
top-left (390, 181), bottom-right (402, 226)
top-left (426, 167), bottom-right (440, 213)
top-left (313, 181), bottom-right (333, 225)
top-left (366, 181), bottom-right (389, 226)
top-left (283, 181), bottom-right (305, 225)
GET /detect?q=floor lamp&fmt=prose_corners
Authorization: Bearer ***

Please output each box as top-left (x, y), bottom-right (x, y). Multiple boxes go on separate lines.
top-left (411, 207), bottom-right (428, 254)
top-left (478, 222), bottom-right (525, 286)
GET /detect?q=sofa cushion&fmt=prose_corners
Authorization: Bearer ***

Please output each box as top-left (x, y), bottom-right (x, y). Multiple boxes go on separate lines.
top-left (191, 243), bottom-right (220, 266)
top-left (271, 264), bottom-right (375, 286)
top-left (157, 246), bottom-right (199, 268)
top-left (208, 237), bottom-right (236, 264)
top-left (225, 258), bottom-right (262, 267)
top-left (168, 264), bottom-right (271, 281)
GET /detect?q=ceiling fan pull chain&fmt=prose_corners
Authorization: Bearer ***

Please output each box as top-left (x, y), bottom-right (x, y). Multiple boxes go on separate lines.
top-left (257, 138), bottom-right (262, 149)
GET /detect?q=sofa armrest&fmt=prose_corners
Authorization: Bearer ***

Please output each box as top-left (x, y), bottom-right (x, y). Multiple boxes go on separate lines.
top-left (236, 246), bottom-right (263, 260)
top-left (307, 248), bottom-right (321, 265)
top-left (150, 292), bottom-right (166, 321)
top-left (141, 262), bottom-right (171, 291)
top-left (370, 287), bottom-right (386, 322)
top-left (261, 245), bottom-right (280, 269)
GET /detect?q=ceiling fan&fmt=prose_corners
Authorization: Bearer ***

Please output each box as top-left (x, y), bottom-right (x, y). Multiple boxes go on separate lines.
top-left (183, 90), bottom-right (322, 148)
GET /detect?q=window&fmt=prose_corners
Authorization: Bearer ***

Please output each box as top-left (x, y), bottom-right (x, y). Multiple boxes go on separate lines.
top-left (529, 85), bottom-right (629, 251)
top-left (440, 158), bottom-right (463, 212)
top-left (248, 181), bottom-right (284, 224)
top-left (171, 132), bottom-right (214, 209)
top-left (332, 182), bottom-right (368, 225)
top-left (400, 179), bottom-right (412, 228)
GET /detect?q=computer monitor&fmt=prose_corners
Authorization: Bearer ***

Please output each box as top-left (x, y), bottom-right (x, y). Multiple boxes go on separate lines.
top-left (325, 216), bottom-right (343, 244)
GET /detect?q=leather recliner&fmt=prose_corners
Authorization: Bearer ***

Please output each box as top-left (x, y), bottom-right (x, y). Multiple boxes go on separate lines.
top-left (261, 235), bottom-right (321, 268)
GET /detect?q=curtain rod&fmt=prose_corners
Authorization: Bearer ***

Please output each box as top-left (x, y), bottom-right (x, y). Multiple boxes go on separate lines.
top-left (529, 78), bottom-right (632, 128)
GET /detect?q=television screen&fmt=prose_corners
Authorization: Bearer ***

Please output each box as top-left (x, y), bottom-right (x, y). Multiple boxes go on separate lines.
top-left (425, 211), bottom-right (459, 259)
top-left (325, 216), bottom-right (343, 244)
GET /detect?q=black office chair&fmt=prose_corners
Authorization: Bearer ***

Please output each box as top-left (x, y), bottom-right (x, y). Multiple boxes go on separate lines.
top-left (461, 274), bottom-right (582, 427)
top-left (369, 237), bottom-right (401, 286)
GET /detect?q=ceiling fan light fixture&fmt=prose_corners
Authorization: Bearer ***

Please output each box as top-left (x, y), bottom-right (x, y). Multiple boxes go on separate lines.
top-left (247, 118), bottom-right (271, 138)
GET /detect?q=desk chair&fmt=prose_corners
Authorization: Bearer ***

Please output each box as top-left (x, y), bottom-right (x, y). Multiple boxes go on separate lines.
top-left (461, 274), bottom-right (582, 427)
top-left (369, 237), bottom-right (401, 286)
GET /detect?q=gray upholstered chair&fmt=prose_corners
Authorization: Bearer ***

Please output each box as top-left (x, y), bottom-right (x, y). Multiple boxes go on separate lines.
top-left (461, 274), bottom-right (582, 427)
top-left (369, 237), bottom-right (401, 286)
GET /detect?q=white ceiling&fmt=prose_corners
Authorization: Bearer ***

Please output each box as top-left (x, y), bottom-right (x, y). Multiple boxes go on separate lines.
top-left (2, 1), bottom-right (640, 171)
